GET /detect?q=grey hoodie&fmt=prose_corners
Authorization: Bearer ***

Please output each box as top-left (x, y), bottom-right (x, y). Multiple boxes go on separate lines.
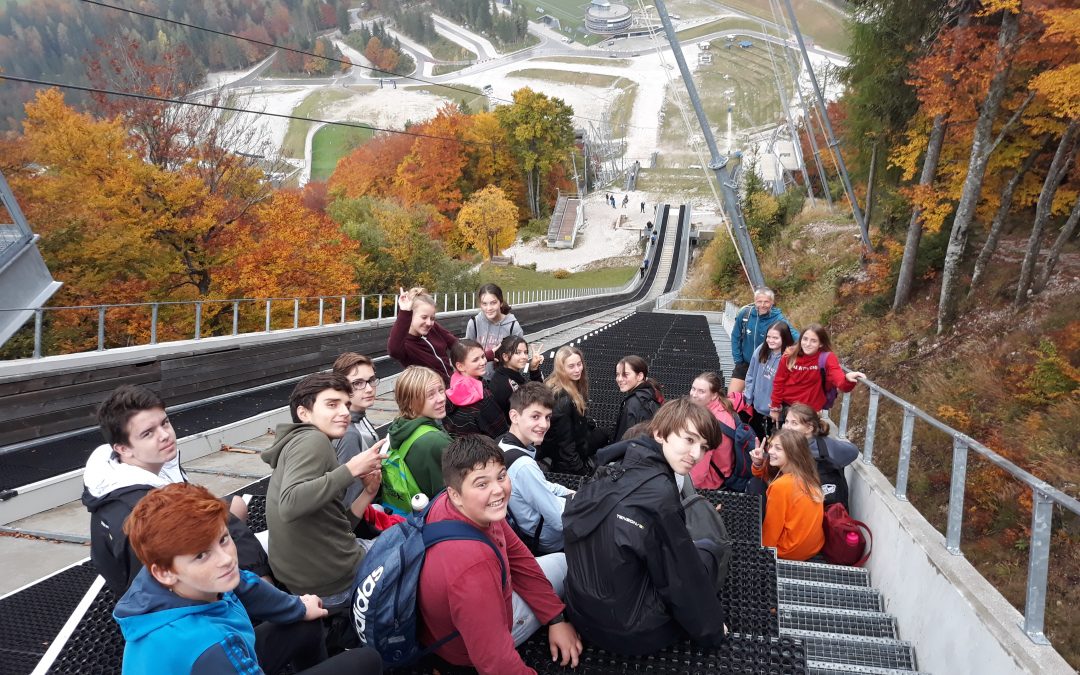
top-left (262, 423), bottom-right (363, 598)
top-left (466, 311), bottom-right (524, 376)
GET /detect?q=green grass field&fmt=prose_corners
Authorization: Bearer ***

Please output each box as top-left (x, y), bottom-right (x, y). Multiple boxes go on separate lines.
top-left (310, 125), bottom-right (374, 182)
top-left (477, 263), bottom-right (637, 291)
top-left (675, 17), bottom-right (764, 41)
top-left (536, 56), bottom-right (633, 68)
top-left (656, 34), bottom-right (796, 167)
top-left (405, 83), bottom-right (489, 113)
top-left (282, 89), bottom-right (354, 159)
top-left (506, 68), bottom-right (628, 88)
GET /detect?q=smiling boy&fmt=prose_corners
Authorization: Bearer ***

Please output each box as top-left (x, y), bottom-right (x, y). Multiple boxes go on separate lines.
top-left (262, 373), bottom-right (385, 607)
top-left (113, 482), bottom-right (382, 674)
top-left (497, 383), bottom-right (574, 554)
top-left (417, 435), bottom-right (583, 674)
top-left (332, 352), bottom-right (383, 506)
top-left (83, 385), bottom-right (269, 595)
top-left (563, 398), bottom-right (729, 655)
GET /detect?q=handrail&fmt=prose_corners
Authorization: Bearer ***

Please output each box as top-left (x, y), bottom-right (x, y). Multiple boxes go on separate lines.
top-left (834, 375), bottom-right (1078, 645)
top-left (0, 283), bottom-right (631, 360)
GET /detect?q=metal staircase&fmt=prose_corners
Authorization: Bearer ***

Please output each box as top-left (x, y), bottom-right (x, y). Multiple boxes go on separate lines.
top-left (713, 310), bottom-right (926, 674)
top-left (778, 560), bottom-right (926, 674)
top-left (0, 170), bottom-right (62, 346)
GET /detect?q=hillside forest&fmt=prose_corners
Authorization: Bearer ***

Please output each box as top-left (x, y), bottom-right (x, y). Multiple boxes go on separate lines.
top-left (697, 0), bottom-right (1079, 662)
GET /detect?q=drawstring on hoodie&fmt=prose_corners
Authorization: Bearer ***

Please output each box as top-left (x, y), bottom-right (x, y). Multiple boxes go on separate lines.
top-left (421, 336), bottom-right (450, 378)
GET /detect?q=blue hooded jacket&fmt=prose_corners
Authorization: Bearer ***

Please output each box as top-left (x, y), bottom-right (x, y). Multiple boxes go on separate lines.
top-left (114, 567), bottom-right (305, 674)
top-left (730, 305), bottom-right (799, 366)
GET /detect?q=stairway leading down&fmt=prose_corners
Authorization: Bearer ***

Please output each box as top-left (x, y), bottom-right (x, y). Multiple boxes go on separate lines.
top-left (777, 560), bottom-right (928, 674)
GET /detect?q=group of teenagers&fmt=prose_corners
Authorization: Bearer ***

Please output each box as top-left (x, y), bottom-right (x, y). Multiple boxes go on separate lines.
top-left (83, 283), bottom-right (866, 675)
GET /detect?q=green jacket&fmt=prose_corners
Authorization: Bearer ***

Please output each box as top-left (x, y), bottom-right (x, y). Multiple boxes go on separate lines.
top-left (387, 416), bottom-right (452, 498)
top-left (261, 423), bottom-right (363, 597)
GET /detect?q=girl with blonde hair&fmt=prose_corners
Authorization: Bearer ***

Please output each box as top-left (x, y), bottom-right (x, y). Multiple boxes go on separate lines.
top-left (387, 286), bottom-right (458, 385)
top-left (539, 346), bottom-right (597, 475)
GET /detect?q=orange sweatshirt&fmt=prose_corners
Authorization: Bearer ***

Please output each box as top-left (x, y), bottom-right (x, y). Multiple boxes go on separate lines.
top-left (752, 464), bottom-right (825, 561)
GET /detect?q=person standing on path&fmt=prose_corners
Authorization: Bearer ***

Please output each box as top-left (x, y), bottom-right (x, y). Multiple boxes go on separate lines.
top-left (729, 287), bottom-right (798, 394)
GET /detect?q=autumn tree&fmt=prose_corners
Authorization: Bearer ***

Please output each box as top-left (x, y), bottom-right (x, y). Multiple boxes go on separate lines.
top-left (215, 190), bottom-right (362, 301)
top-left (328, 195), bottom-right (476, 292)
top-left (1014, 5), bottom-right (1080, 302)
top-left (455, 185), bottom-right (519, 260)
top-left (495, 88), bottom-right (575, 219)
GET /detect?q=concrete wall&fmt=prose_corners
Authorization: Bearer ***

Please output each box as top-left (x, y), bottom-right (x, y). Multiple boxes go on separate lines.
top-left (848, 461), bottom-right (1073, 674)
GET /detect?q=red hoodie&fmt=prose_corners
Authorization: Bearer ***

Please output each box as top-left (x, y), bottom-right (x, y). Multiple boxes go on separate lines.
top-left (386, 309), bottom-right (458, 384)
top-left (417, 493), bottom-right (564, 674)
top-left (770, 350), bottom-right (855, 411)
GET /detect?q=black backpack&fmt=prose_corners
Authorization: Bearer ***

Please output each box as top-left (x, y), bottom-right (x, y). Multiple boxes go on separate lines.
top-left (717, 420), bottom-right (757, 492)
top-left (813, 437), bottom-right (849, 509)
top-left (681, 494), bottom-right (732, 593)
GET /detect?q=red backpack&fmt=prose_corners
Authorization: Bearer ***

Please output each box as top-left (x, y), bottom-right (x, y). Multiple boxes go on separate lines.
top-left (821, 502), bottom-right (872, 566)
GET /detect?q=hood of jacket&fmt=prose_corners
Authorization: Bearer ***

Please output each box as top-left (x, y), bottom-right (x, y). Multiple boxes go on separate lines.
top-left (446, 373), bottom-right (484, 406)
top-left (261, 423), bottom-right (320, 469)
top-left (623, 382), bottom-right (660, 406)
top-left (81, 444), bottom-right (184, 512)
top-left (472, 311), bottom-right (519, 332)
top-left (113, 567), bottom-right (224, 642)
top-left (564, 438), bottom-right (672, 542)
top-left (388, 415), bottom-right (442, 447)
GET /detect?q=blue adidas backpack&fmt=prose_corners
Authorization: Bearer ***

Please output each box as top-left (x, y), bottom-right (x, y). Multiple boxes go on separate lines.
top-left (351, 495), bottom-right (507, 668)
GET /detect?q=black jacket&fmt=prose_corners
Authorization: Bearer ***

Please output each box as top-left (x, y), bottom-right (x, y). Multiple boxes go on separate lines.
top-left (82, 484), bottom-right (270, 595)
top-left (538, 390), bottom-right (592, 475)
top-left (486, 365), bottom-right (543, 421)
top-left (612, 382), bottom-right (662, 442)
top-left (443, 382), bottom-right (510, 439)
top-left (562, 438), bottom-right (728, 655)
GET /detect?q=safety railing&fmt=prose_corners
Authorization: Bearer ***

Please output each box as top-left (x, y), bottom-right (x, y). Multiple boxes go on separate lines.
top-left (833, 378), bottom-right (1080, 645)
top-left (1, 283), bottom-right (634, 360)
top-left (654, 296), bottom-right (730, 312)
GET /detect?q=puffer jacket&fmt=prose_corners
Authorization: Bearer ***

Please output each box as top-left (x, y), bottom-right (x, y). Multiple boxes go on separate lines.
top-left (444, 374), bottom-right (509, 439)
top-left (537, 390), bottom-right (592, 475)
top-left (611, 382), bottom-right (662, 442)
top-left (562, 438), bottom-right (728, 655)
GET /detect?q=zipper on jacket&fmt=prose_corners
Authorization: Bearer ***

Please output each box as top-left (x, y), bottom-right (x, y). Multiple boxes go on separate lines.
top-left (422, 336), bottom-right (450, 378)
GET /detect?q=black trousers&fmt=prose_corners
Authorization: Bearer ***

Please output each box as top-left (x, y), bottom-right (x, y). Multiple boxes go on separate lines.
top-left (255, 620), bottom-right (383, 675)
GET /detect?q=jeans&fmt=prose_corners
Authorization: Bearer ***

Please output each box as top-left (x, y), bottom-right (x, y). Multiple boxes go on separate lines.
top-left (509, 552), bottom-right (568, 646)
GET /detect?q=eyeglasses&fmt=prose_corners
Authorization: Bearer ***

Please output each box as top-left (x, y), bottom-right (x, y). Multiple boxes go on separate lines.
top-left (349, 377), bottom-right (380, 390)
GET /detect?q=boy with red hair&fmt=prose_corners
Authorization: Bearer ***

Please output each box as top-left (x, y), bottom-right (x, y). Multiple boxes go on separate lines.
top-left (113, 482), bottom-right (382, 674)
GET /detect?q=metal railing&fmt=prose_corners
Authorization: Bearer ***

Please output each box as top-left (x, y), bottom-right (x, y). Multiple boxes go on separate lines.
top-left (832, 380), bottom-right (1080, 645)
top-left (654, 296), bottom-right (729, 312)
top-left (1, 283), bottom-right (636, 360)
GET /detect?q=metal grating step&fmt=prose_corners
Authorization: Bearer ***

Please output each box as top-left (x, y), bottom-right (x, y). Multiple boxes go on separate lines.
top-left (808, 663), bottom-right (931, 675)
top-left (778, 560), bottom-right (871, 587)
top-left (786, 630), bottom-right (916, 671)
top-left (779, 579), bottom-right (884, 613)
top-left (779, 605), bottom-right (897, 639)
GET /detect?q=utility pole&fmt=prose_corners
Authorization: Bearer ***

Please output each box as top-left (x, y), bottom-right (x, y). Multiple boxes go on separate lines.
top-left (653, 0), bottom-right (765, 289)
top-left (780, 0), bottom-right (871, 251)
top-left (762, 25), bottom-right (815, 207)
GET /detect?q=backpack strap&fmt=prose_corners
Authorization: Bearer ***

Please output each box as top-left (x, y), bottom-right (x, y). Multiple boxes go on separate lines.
top-left (818, 351), bottom-right (829, 388)
top-left (422, 521), bottom-right (507, 588)
top-left (717, 421), bottom-right (737, 440)
top-left (503, 448), bottom-right (531, 470)
top-left (399, 424), bottom-right (438, 454)
top-left (813, 436), bottom-right (829, 462)
top-left (740, 304), bottom-right (753, 324)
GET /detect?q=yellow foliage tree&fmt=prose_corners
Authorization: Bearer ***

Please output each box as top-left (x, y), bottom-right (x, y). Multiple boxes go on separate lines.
top-left (454, 185), bottom-right (518, 260)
